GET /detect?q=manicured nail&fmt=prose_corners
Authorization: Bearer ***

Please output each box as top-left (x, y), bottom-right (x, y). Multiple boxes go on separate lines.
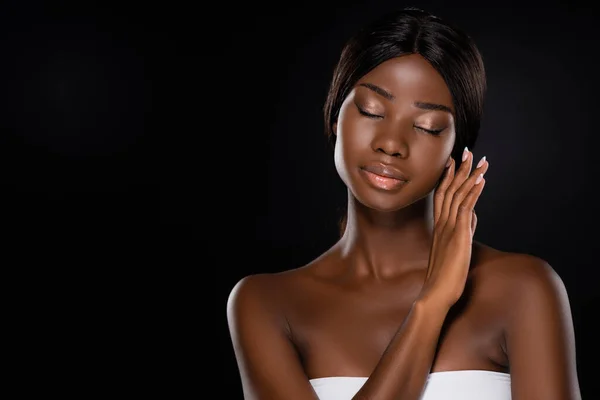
top-left (475, 173), bottom-right (483, 185)
top-left (462, 147), bottom-right (469, 161)
top-left (476, 156), bottom-right (486, 168)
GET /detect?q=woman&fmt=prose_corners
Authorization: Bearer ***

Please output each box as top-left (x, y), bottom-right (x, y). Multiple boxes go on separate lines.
top-left (227, 7), bottom-right (581, 400)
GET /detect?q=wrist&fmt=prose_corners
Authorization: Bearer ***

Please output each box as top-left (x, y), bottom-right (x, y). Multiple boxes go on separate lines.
top-left (414, 291), bottom-right (452, 316)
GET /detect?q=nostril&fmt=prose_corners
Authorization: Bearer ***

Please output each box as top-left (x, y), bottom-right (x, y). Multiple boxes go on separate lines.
top-left (377, 148), bottom-right (403, 158)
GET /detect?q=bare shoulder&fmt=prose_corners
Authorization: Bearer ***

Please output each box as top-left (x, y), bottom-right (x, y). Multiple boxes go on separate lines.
top-left (227, 257), bottom-right (328, 320)
top-left (226, 270), bottom-right (301, 346)
top-left (473, 241), bottom-right (564, 285)
top-left (472, 243), bottom-right (580, 398)
top-left (225, 261), bottom-right (341, 399)
top-left (471, 241), bottom-right (569, 310)
top-left (227, 271), bottom-right (292, 317)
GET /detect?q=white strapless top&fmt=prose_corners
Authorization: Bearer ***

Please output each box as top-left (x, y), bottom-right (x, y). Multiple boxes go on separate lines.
top-left (310, 370), bottom-right (511, 400)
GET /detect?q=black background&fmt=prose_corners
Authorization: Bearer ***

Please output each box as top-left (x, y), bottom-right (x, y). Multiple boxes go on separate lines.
top-left (3, 0), bottom-right (598, 397)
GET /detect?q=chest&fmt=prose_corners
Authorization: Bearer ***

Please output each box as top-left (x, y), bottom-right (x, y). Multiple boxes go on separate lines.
top-left (287, 279), bottom-right (506, 378)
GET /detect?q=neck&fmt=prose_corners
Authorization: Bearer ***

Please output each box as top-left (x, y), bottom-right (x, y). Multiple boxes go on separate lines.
top-left (338, 191), bottom-right (435, 280)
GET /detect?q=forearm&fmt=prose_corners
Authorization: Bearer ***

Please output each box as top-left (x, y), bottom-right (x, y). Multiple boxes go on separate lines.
top-left (352, 297), bottom-right (450, 400)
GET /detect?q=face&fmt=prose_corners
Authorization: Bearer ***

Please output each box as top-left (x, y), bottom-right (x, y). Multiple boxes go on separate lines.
top-left (333, 53), bottom-right (456, 212)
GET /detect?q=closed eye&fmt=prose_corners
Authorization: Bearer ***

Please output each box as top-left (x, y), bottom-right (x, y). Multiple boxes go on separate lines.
top-left (357, 106), bottom-right (382, 119)
top-left (357, 104), bottom-right (444, 135)
top-left (415, 125), bottom-right (444, 135)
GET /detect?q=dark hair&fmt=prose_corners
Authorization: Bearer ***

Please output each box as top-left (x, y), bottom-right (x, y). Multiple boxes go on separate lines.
top-left (322, 7), bottom-right (487, 234)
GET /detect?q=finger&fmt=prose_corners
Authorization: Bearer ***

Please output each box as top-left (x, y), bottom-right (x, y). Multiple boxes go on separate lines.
top-left (471, 210), bottom-right (478, 235)
top-left (439, 148), bottom-right (473, 226)
top-left (456, 177), bottom-right (486, 232)
top-left (447, 157), bottom-right (489, 227)
top-left (433, 158), bottom-right (455, 225)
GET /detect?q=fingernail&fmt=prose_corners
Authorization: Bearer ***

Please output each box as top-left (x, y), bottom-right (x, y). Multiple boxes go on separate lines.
top-left (475, 173), bottom-right (483, 185)
top-left (462, 147), bottom-right (469, 161)
top-left (476, 156), bottom-right (486, 168)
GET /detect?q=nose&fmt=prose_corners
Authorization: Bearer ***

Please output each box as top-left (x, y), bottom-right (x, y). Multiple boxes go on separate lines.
top-left (371, 121), bottom-right (410, 158)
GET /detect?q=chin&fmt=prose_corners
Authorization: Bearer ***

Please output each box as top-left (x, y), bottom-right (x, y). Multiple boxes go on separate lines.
top-left (351, 187), bottom-right (412, 212)
top-left (350, 181), bottom-right (433, 213)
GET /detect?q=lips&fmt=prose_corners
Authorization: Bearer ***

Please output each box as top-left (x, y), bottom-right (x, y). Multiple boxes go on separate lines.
top-left (361, 163), bottom-right (408, 181)
top-left (359, 163), bottom-right (409, 191)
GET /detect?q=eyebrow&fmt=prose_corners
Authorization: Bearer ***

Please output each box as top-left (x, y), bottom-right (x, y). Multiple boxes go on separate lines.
top-left (358, 82), bottom-right (454, 114)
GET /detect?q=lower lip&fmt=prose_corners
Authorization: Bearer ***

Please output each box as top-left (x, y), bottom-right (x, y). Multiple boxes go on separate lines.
top-left (360, 169), bottom-right (407, 190)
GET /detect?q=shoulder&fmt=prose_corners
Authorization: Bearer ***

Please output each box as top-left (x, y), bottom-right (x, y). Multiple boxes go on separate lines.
top-left (227, 273), bottom-right (284, 317)
top-left (472, 241), bottom-right (570, 316)
top-left (226, 273), bottom-right (290, 345)
top-left (473, 241), bottom-right (565, 292)
top-left (472, 245), bottom-right (580, 398)
top-left (226, 267), bottom-right (312, 322)
top-left (228, 273), bottom-right (279, 302)
top-left (226, 249), bottom-right (339, 327)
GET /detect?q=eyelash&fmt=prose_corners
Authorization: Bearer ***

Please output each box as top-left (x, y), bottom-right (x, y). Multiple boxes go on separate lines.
top-left (357, 107), bottom-right (444, 136)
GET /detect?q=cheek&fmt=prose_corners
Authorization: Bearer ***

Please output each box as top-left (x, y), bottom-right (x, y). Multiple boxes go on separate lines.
top-left (334, 124), bottom-right (364, 177)
top-left (336, 112), bottom-right (373, 160)
top-left (340, 126), bottom-right (371, 157)
top-left (334, 112), bottom-right (374, 186)
top-left (413, 136), bottom-right (455, 178)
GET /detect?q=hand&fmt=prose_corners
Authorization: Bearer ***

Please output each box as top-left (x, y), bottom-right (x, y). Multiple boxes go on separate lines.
top-left (419, 147), bottom-right (489, 309)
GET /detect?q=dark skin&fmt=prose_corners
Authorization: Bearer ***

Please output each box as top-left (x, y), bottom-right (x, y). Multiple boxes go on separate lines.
top-left (228, 54), bottom-right (581, 399)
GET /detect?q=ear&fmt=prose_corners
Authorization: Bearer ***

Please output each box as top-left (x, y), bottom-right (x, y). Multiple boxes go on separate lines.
top-left (332, 122), bottom-right (338, 136)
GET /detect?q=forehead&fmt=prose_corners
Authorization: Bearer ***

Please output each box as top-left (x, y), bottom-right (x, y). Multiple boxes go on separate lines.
top-left (357, 54), bottom-right (453, 108)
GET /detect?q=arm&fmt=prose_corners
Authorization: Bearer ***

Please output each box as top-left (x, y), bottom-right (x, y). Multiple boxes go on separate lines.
top-left (352, 296), bottom-right (450, 400)
top-left (505, 256), bottom-right (582, 400)
top-left (227, 152), bottom-right (487, 399)
top-left (227, 274), bottom-right (318, 400)
top-left (356, 150), bottom-right (488, 400)
top-left (227, 273), bottom-right (451, 400)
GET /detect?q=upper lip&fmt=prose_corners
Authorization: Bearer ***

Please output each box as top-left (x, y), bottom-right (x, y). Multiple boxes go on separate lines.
top-left (362, 163), bottom-right (409, 181)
